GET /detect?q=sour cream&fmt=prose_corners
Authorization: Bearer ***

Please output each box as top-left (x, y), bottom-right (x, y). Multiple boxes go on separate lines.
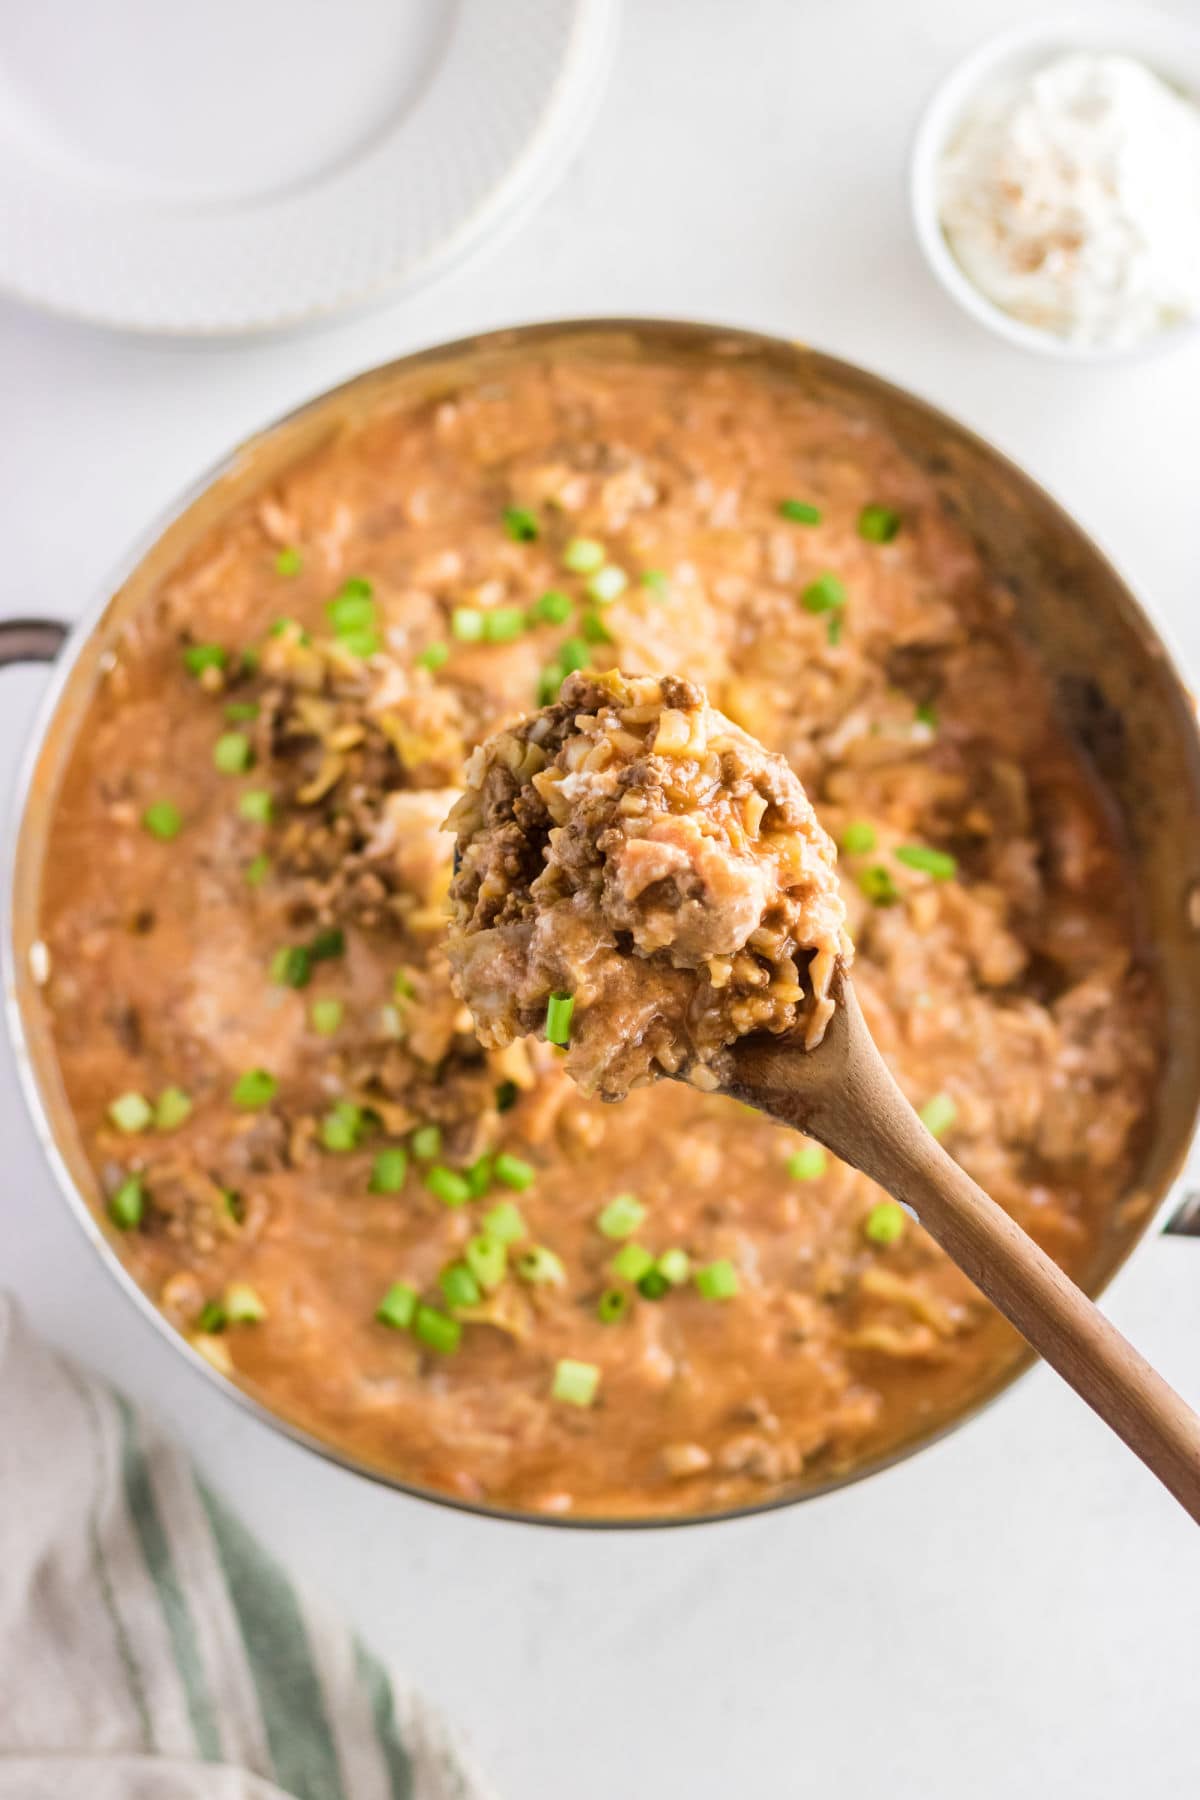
top-left (937, 51), bottom-right (1200, 347)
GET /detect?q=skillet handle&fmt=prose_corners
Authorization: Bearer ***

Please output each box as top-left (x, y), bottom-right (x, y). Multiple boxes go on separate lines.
top-left (0, 619), bottom-right (69, 666)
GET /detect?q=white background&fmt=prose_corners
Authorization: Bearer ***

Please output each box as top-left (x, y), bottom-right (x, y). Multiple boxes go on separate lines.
top-left (3, 2), bottom-right (1200, 1795)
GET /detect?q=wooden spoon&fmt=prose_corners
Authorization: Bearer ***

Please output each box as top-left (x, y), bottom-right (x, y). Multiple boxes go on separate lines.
top-left (723, 967), bottom-right (1200, 1523)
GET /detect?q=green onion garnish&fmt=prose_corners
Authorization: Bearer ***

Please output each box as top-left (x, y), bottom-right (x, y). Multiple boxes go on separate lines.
top-left (515, 1246), bottom-right (566, 1286)
top-left (801, 572), bottom-right (847, 615)
top-left (586, 565), bottom-right (628, 606)
top-left (610, 1242), bottom-right (654, 1284)
top-left (321, 1101), bottom-right (365, 1153)
top-left (214, 732), bottom-right (254, 775)
top-left (465, 1154), bottom-right (493, 1198)
top-left (109, 1175), bottom-right (145, 1230)
top-left (562, 537), bottom-right (605, 574)
top-left (637, 1268), bottom-right (670, 1301)
top-left (915, 700), bottom-right (938, 730)
top-left (786, 1144), bottom-right (827, 1181)
top-left (558, 637), bottom-right (589, 675)
top-left (597, 1286), bottom-right (631, 1324)
top-left (919, 1093), bottom-right (957, 1139)
top-left (274, 546), bottom-right (303, 577)
top-left (545, 991), bottom-right (574, 1046)
top-left (536, 663), bottom-right (565, 705)
top-left (336, 627), bottom-right (379, 659)
top-left (440, 1262), bottom-right (482, 1310)
top-left (451, 607), bottom-right (486, 643)
top-left (416, 640), bottom-right (450, 671)
top-left (864, 1200), bottom-right (906, 1246)
top-left (154, 1087), bottom-right (192, 1132)
top-left (580, 611), bottom-right (614, 645)
top-left (244, 854), bottom-right (270, 887)
top-left (657, 1248), bottom-right (690, 1286)
top-left (225, 701), bottom-right (260, 723)
top-left (410, 1124), bottom-right (442, 1161)
top-left (376, 1282), bottom-right (417, 1330)
top-left (326, 586), bottom-right (375, 635)
top-left (143, 801), bottom-right (183, 841)
top-left (310, 998), bottom-right (344, 1036)
top-left (532, 589), bottom-right (573, 624)
top-left (108, 1092), bottom-right (152, 1134)
top-left (641, 568), bottom-right (669, 599)
top-left (393, 970), bottom-right (416, 999)
top-left (309, 926), bottom-right (345, 962)
top-left (197, 1300), bottom-right (227, 1335)
top-left (858, 505), bottom-right (902, 544)
top-left (238, 789), bottom-right (273, 824)
top-left (597, 1193), bottom-right (645, 1240)
top-left (183, 643), bottom-right (227, 676)
top-left (695, 1259), bottom-right (739, 1300)
top-left (484, 607), bottom-right (526, 644)
top-left (839, 821), bottom-right (877, 855)
top-left (425, 1165), bottom-right (471, 1208)
top-left (552, 1358), bottom-right (600, 1407)
top-left (465, 1234), bottom-right (507, 1293)
top-left (859, 865), bottom-right (900, 906)
top-left (495, 1080), bottom-right (519, 1113)
top-left (369, 1148), bottom-right (408, 1194)
top-left (224, 1282), bottom-right (267, 1323)
top-left (232, 1069), bottom-right (277, 1110)
top-left (482, 1200), bottom-right (527, 1244)
top-left (827, 614), bottom-right (843, 647)
top-left (413, 1305), bottom-right (461, 1354)
top-left (779, 499), bottom-right (822, 525)
top-left (895, 844), bottom-right (957, 880)
top-left (270, 945), bottom-right (311, 989)
top-left (503, 505), bottom-right (539, 542)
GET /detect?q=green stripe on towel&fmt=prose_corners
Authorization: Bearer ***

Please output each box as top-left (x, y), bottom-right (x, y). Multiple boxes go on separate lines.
top-left (354, 1638), bottom-right (415, 1800)
top-left (200, 1484), bottom-right (348, 1800)
top-left (115, 1396), bottom-right (223, 1762)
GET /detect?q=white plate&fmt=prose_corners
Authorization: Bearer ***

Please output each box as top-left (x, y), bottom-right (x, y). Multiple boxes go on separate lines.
top-left (0, 0), bottom-right (617, 336)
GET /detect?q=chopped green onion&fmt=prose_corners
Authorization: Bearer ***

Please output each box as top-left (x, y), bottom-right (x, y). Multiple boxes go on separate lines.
top-left (839, 821), bottom-right (877, 855)
top-left (827, 614), bottom-right (843, 647)
top-left (586, 565), bottom-right (627, 606)
top-left (919, 1092), bottom-right (958, 1139)
top-left (224, 701), bottom-right (260, 723)
top-left (238, 789), bottom-right (273, 824)
top-left (545, 991), bottom-right (574, 1046)
top-left (637, 1269), bottom-right (670, 1300)
top-left (465, 1154), bottom-right (494, 1198)
top-left (558, 636), bottom-right (590, 675)
top-left (440, 1262), bottom-right (482, 1310)
top-left (270, 945), bottom-right (311, 989)
top-left (244, 854), bottom-right (270, 887)
top-left (552, 1358), bottom-right (600, 1406)
top-left (482, 1200), bottom-right (527, 1244)
top-left (801, 572), bottom-right (847, 614)
top-left (864, 1200), bottom-right (906, 1246)
top-left (465, 1234), bottom-right (507, 1292)
top-left (369, 1148), bottom-right (408, 1194)
top-left (321, 1100), bottom-right (365, 1152)
top-left (416, 640), bottom-right (450, 671)
top-left (859, 865), bottom-right (901, 906)
top-left (503, 505), bottom-right (539, 542)
top-left (597, 1286), bottom-right (631, 1324)
top-left (143, 801), bottom-right (183, 841)
top-left (224, 1281), bottom-right (267, 1323)
top-left (786, 1144), bottom-right (827, 1181)
top-left (597, 1193), bottom-right (645, 1240)
top-left (238, 648), bottom-right (261, 676)
top-left (536, 663), bottom-right (565, 705)
top-left (214, 732), bottom-right (254, 775)
top-left (641, 568), bottom-right (669, 599)
top-left (327, 587), bottom-right (375, 635)
top-left (895, 844), bottom-right (958, 881)
top-left (413, 1305), bottom-right (461, 1354)
top-left (859, 505), bottom-right (902, 544)
top-left (779, 499), bottom-right (822, 525)
top-left (562, 537), bottom-right (605, 574)
top-left (695, 1259), bottom-right (739, 1300)
top-left (515, 1246), bottom-right (566, 1286)
top-left (232, 1069), bottom-right (277, 1110)
top-left (376, 1282), bottom-right (417, 1331)
top-left (197, 1300), bottom-right (227, 1334)
top-left (484, 607), bottom-right (527, 644)
top-left (610, 1242), bottom-right (654, 1284)
top-left (580, 610), bottom-right (614, 645)
top-left (337, 627), bottom-right (380, 659)
top-left (451, 607), bottom-right (486, 643)
top-left (309, 926), bottom-right (345, 962)
top-left (109, 1175), bottom-right (145, 1230)
top-left (274, 546), bottom-right (303, 577)
top-left (495, 1080), bottom-right (519, 1113)
top-left (393, 970), bottom-right (416, 1000)
top-left (915, 700), bottom-right (938, 730)
top-left (657, 1248), bottom-right (691, 1286)
top-left (269, 617), bottom-right (306, 640)
top-left (183, 643), bottom-right (227, 676)
top-left (154, 1087), bottom-right (192, 1132)
top-left (531, 589), bottom-right (573, 624)
top-left (410, 1124), bottom-right (442, 1161)
top-left (310, 998), bottom-right (344, 1036)
top-left (222, 1189), bottom-right (244, 1224)
top-left (425, 1165), bottom-right (471, 1208)
top-left (340, 576), bottom-right (373, 600)
top-left (108, 1092), bottom-right (152, 1134)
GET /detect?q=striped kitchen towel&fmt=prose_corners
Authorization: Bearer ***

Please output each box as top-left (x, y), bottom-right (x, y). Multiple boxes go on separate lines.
top-left (0, 1294), bottom-right (497, 1800)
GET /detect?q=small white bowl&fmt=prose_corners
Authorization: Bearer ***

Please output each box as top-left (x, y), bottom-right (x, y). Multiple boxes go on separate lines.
top-left (910, 6), bottom-right (1200, 362)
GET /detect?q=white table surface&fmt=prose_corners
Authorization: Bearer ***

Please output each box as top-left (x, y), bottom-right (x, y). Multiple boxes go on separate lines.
top-left (3, 2), bottom-right (1200, 1795)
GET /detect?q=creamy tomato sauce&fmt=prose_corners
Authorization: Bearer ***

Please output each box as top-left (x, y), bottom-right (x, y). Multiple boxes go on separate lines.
top-left (36, 349), bottom-right (1160, 1518)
